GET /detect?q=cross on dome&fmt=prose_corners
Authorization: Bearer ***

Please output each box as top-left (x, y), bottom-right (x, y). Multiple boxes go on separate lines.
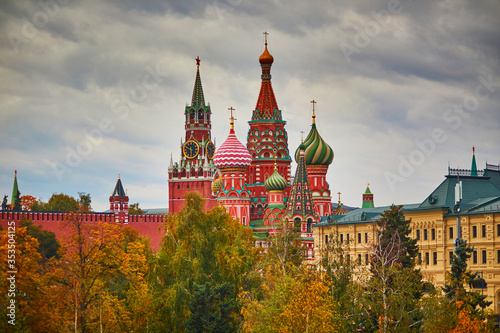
top-left (311, 100), bottom-right (317, 124)
top-left (228, 106), bottom-right (236, 129)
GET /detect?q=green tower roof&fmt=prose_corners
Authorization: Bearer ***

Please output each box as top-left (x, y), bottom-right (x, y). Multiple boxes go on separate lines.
top-left (295, 113), bottom-right (334, 166)
top-left (191, 56), bottom-right (206, 109)
top-left (471, 146), bottom-right (478, 177)
top-left (286, 144), bottom-right (317, 218)
top-left (264, 165), bottom-right (288, 192)
top-left (11, 170), bottom-right (19, 205)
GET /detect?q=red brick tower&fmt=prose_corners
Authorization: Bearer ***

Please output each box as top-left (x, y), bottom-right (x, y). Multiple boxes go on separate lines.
top-left (246, 33), bottom-right (291, 221)
top-left (168, 57), bottom-right (217, 214)
top-left (109, 175), bottom-right (129, 223)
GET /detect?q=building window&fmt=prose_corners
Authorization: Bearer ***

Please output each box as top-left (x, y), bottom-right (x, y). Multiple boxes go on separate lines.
top-left (482, 250), bottom-right (487, 264)
top-left (473, 251), bottom-right (477, 264)
top-left (498, 250), bottom-right (500, 264)
top-left (358, 254), bottom-right (362, 265)
top-left (497, 224), bottom-right (500, 237)
top-left (358, 233), bottom-right (361, 244)
top-left (418, 253), bottom-right (422, 264)
top-left (325, 235), bottom-right (329, 244)
top-left (365, 233), bottom-right (368, 243)
top-left (340, 234), bottom-right (343, 243)
top-left (482, 225), bottom-right (486, 238)
top-left (424, 229), bottom-right (428, 241)
top-left (425, 252), bottom-right (429, 265)
top-left (416, 230), bottom-right (420, 240)
top-left (365, 253), bottom-right (369, 265)
top-left (346, 234), bottom-right (350, 243)
top-left (431, 228), bottom-right (435, 240)
top-left (449, 227), bottom-right (453, 240)
top-left (473, 226), bottom-right (477, 238)
top-left (433, 252), bottom-right (437, 265)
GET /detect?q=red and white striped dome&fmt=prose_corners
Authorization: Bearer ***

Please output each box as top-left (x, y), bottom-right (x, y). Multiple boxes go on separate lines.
top-left (213, 128), bottom-right (252, 169)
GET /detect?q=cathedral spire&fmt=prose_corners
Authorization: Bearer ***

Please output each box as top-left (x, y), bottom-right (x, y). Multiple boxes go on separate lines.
top-left (253, 32), bottom-right (280, 121)
top-left (191, 56), bottom-right (206, 108)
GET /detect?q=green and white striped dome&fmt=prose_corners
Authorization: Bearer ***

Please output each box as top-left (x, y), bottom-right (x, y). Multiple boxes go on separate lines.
top-left (264, 167), bottom-right (287, 192)
top-left (295, 123), bottom-right (333, 166)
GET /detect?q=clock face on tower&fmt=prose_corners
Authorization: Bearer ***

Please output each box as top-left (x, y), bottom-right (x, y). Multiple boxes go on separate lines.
top-left (183, 140), bottom-right (199, 159)
top-left (206, 141), bottom-right (215, 160)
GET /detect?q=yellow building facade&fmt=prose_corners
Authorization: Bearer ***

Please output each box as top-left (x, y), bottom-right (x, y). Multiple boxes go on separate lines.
top-left (314, 162), bottom-right (500, 313)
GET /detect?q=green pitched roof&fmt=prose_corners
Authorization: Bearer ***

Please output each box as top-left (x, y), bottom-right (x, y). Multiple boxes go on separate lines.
top-left (11, 170), bottom-right (19, 205)
top-left (471, 148), bottom-right (478, 177)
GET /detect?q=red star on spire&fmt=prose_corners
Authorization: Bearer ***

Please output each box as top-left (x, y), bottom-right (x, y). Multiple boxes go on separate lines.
top-left (196, 56), bottom-right (200, 66)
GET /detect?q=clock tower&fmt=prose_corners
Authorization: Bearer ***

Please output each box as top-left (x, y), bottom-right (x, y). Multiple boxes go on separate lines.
top-left (168, 57), bottom-right (217, 214)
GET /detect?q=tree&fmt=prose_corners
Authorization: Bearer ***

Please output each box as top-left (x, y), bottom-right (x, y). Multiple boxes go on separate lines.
top-left (1, 195), bottom-right (8, 210)
top-left (20, 219), bottom-right (60, 261)
top-left (377, 205), bottom-right (418, 269)
top-left (12, 189), bottom-right (22, 211)
top-left (240, 265), bottom-right (341, 333)
top-left (362, 205), bottom-right (423, 332)
top-left (149, 193), bottom-right (257, 332)
top-left (128, 203), bottom-right (144, 215)
top-left (442, 239), bottom-right (491, 315)
top-left (78, 192), bottom-right (92, 212)
top-left (21, 195), bottom-right (37, 211)
top-left (30, 193), bottom-right (81, 212)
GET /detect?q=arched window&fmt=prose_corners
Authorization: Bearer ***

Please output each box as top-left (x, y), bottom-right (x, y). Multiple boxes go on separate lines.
top-left (257, 204), bottom-right (263, 214)
top-left (294, 217), bottom-right (301, 232)
top-left (307, 218), bottom-right (313, 233)
top-left (198, 110), bottom-right (203, 122)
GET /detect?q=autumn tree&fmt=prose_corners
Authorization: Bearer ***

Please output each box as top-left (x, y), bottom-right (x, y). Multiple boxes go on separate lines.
top-left (363, 205), bottom-right (423, 332)
top-left (78, 192), bottom-right (92, 212)
top-left (20, 195), bottom-right (37, 211)
top-left (30, 193), bottom-right (81, 212)
top-left (149, 193), bottom-right (257, 332)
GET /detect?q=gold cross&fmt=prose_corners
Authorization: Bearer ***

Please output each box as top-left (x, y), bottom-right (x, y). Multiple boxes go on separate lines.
top-left (263, 31), bottom-right (269, 44)
top-left (228, 107), bottom-right (236, 129)
top-left (311, 100), bottom-right (317, 124)
top-left (337, 192), bottom-right (341, 203)
top-left (300, 130), bottom-right (305, 142)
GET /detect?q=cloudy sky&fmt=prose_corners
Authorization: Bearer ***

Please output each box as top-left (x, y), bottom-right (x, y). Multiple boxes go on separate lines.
top-left (1, 0), bottom-right (499, 212)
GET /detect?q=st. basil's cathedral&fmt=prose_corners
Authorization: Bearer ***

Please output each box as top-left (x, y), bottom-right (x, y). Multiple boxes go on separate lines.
top-left (167, 36), bottom-right (335, 260)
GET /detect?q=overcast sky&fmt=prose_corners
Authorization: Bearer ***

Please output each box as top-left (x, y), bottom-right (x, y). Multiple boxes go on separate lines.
top-left (1, 0), bottom-right (499, 212)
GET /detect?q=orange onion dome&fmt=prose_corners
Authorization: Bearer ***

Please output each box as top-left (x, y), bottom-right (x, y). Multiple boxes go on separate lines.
top-left (259, 43), bottom-right (274, 65)
top-left (211, 176), bottom-right (223, 195)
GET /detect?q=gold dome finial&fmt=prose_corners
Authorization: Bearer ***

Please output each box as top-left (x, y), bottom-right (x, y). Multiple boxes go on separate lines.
top-left (311, 100), bottom-right (317, 124)
top-left (228, 107), bottom-right (236, 130)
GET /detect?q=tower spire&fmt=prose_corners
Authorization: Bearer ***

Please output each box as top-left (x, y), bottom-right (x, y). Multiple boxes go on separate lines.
top-left (11, 170), bottom-right (19, 206)
top-left (191, 56), bottom-right (206, 108)
top-left (253, 32), bottom-right (280, 121)
top-left (471, 146), bottom-right (478, 176)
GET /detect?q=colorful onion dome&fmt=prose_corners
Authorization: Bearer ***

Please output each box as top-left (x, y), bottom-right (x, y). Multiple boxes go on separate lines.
top-left (265, 166), bottom-right (287, 192)
top-left (295, 122), bottom-right (334, 166)
top-left (213, 127), bottom-right (252, 169)
top-left (259, 42), bottom-right (274, 65)
top-left (212, 176), bottom-right (223, 194)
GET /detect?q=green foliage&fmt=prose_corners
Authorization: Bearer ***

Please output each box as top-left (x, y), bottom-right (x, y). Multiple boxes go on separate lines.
top-left (377, 204), bottom-right (418, 269)
top-left (185, 282), bottom-right (238, 333)
top-left (150, 193), bottom-right (257, 332)
top-left (78, 192), bottom-right (92, 212)
top-left (2, 195), bottom-right (9, 210)
top-left (13, 190), bottom-right (22, 211)
top-left (128, 202), bottom-right (144, 215)
top-left (442, 239), bottom-right (491, 315)
top-left (20, 219), bottom-right (60, 261)
top-left (364, 205), bottom-right (424, 332)
top-left (30, 193), bottom-right (88, 213)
